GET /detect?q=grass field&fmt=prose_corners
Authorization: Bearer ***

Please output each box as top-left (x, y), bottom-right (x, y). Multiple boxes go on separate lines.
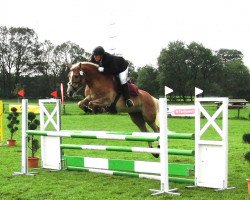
top-left (0, 100), bottom-right (249, 200)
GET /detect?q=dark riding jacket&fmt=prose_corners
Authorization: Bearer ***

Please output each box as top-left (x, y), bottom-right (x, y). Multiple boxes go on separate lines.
top-left (90, 52), bottom-right (129, 75)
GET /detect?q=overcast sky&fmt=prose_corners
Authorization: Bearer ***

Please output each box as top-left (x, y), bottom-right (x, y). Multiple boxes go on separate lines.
top-left (1, 0), bottom-right (249, 68)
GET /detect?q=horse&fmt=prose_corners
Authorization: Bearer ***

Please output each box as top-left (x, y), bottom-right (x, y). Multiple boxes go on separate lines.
top-left (67, 62), bottom-right (160, 157)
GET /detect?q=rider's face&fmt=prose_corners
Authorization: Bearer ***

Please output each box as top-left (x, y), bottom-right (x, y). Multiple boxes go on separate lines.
top-left (94, 55), bottom-right (102, 62)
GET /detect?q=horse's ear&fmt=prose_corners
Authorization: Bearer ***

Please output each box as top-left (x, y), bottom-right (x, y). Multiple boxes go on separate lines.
top-left (68, 64), bottom-right (72, 69)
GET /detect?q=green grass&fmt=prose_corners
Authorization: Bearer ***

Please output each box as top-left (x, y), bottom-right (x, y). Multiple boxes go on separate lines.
top-left (0, 101), bottom-right (250, 200)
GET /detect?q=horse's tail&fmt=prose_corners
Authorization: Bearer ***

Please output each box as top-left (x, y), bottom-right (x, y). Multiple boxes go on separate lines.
top-left (153, 97), bottom-right (160, 128)
top-left (154, 97), bottom-right (174, 134)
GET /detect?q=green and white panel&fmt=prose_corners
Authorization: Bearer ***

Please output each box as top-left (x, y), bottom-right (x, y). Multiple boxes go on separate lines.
top-left (65, 156), bottom-right (161, 174)
top-left (134, 161), bottom-right (160, 174)
top-left (64, 156), bottom-right (195, 177)
top-left (84, 157), bottom-right (109, 169)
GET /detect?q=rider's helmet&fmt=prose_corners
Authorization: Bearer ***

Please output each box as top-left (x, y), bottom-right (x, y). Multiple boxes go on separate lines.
top-left (93, 46), bottom-right (105, 56)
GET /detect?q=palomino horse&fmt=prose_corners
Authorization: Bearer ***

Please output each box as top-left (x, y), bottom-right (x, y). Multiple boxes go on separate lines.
top-left (67, 62), bottom-right (160, 157)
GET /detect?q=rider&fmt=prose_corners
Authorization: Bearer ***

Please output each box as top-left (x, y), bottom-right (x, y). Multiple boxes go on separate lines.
top-left (90, 46), bottom-right (134, 108)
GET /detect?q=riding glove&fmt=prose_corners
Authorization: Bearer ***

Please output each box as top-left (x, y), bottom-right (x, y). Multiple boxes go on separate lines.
top-left (98, 67), bottom-right (104, 72)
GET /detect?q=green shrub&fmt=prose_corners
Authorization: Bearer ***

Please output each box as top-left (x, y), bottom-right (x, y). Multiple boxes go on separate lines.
top-left (27, 112), bottom-right (40, 157)
top-left (7, 107), bottom-right (20, 139)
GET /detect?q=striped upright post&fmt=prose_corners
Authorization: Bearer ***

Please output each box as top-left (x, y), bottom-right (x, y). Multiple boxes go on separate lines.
top-left (150, 89), bottom-right (180, 195)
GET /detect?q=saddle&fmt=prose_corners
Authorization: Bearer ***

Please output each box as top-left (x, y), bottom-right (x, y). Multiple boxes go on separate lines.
top-left (114, 76), bottom-right (139, 97)
top-left (108, 79), bottom-right (139, 114)
top-left (127, 80), bottom-right (139, 97)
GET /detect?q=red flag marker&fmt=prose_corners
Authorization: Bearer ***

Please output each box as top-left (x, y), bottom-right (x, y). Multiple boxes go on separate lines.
top-left (18, 89), bottom-right (25, 97)
top-left (50, 90), bottom-right (58, 98)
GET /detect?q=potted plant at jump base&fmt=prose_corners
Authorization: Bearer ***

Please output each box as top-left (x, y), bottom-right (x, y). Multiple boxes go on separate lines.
top-left (243, 132), bottom-right (250, 194)
top-left (27, 112), bottom-right (40, 168)
top-left (6, 107), bottom-right (20, 146)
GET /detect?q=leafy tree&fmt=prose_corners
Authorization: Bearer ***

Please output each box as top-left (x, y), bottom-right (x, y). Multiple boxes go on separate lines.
top-left (221, 59), bottom-right (250, 99)
top-left (158, 41), bottom-right (190, 100)
top-left (136, 65), bottom-right (159, 97)
top-left (25, 40), bottom-right (55, 97)
top-left (51, 41), bottom-right (89, 90)
top-left (186, 42), bottom-right (223, 96)
top-left (128, 61), bottom-right (138, 83)
top-left (27, 40), bottom-right (54, 76)
top-left (9, 27), bottom-right (38, 84)
top-left (0, 26), bottom-right (38, 97)
top-left (0, 26), bottom-right (9, 97)
top-left (216, 49), bottom-right (243, 63)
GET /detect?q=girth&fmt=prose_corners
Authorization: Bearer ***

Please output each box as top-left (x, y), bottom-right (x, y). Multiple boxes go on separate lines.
top-left (107, 93), bottom-right (121, 114)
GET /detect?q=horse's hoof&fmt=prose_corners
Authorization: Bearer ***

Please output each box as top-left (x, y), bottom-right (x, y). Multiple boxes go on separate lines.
top-left (88, 101), bottom-right (94, 107)
top-left (152, 153), bottom-right (159, 158)
top-left (83, 106), bottom-right (93, 113)
top-left (77, 101), bottom-right (84, 108)
top-left (150, 146), bottom-right (160, 158)
top-left (93, 107), bottom-right (106, 114)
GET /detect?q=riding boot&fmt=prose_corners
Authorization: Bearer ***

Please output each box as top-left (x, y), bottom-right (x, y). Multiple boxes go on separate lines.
top-left (121, 83), bottom-right (134, 107)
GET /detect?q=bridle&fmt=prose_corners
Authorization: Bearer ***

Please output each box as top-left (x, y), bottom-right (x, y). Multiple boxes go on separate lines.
top-left (67, 65), bottom-right (86, 95)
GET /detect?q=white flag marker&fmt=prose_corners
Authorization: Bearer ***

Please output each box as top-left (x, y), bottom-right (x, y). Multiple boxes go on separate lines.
top-left (165, 86), bottom-right (173, 95)
top-left (195, 87), bottom-right (203, 96)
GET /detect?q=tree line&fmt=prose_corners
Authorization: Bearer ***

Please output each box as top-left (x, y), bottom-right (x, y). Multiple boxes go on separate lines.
top-left (0, 26), bottom-right (250, 101)
top-left (135, 41), bottom-right (250, 100)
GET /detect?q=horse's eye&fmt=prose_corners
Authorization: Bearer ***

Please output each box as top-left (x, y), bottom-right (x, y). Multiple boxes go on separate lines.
top-left (74, 75), bottom-right (79, 79)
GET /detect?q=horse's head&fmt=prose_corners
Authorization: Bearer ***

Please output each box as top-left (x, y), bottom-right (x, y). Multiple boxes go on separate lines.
top-left (67, 62), bottom-right (99, 97)
top-left (67, 63), bottom-right (85, 97)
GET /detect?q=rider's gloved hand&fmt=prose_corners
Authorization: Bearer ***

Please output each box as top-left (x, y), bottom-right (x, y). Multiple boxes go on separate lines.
top-left (98, 67), bottom-right (104, 72)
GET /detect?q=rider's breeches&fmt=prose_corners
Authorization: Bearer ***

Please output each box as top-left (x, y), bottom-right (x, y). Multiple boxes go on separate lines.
top-left (118, 68), bottom-right (128, 85)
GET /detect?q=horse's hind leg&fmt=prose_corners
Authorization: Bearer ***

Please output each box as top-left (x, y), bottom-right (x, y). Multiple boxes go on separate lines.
top-left (147, 122), bottom-right (159, 133)
top-left (129, 112), bottom-right (159, 158)
top-left (129, 112), bottom-right (148, 132)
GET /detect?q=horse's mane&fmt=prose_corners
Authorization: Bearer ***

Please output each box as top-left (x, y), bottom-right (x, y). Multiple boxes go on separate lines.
top-left (71, 62), bottom-right (99, 70)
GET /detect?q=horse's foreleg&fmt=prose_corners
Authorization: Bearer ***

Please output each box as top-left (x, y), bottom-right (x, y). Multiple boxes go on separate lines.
top-left (88, 97), bottom-right (111, 108)
top-left (78, 96), bottom-right (92, 112)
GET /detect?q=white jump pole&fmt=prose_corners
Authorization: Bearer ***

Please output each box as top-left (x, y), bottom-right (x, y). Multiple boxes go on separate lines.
top-left (150, 87), bottom-right (180, 195)
top-left (13, 99), bottom-right (35, 176)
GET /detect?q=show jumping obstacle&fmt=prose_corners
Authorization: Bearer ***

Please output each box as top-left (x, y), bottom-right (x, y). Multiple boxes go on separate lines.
top-left (14, 87), bottom-right (233, 195)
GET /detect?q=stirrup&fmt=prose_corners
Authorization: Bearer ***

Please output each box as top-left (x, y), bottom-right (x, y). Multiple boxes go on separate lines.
top-left (126, 99), bottom-right (134, 107)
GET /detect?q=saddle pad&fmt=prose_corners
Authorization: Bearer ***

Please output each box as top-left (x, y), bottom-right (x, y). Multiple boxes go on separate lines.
top-left (128, 82), bottom-right (139, 96)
